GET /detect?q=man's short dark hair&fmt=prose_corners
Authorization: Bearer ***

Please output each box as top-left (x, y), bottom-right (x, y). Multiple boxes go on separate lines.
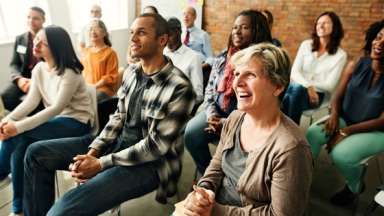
top-left (167, 17), bottom-right (181, 32)
top-left (138, 13), bottom-right (169, 37)
top-left (30, 6), bottom-right (45, 18)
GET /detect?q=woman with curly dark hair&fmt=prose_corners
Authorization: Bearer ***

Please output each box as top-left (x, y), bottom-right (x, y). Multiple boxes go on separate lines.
top-left (282, 11), bottom-right (347, 124)
top-left (306, 19), bottom-right (384, 206)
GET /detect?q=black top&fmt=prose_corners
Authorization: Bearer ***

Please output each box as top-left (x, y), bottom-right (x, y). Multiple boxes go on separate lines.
top-left (117, 70), bottom-right (151, 148)
top-left (342, 57), bottom-right (384, 125)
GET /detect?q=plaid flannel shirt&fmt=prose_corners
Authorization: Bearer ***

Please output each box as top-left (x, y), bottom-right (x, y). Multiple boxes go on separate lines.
top-left (89, 59), bottom-right (195, 203)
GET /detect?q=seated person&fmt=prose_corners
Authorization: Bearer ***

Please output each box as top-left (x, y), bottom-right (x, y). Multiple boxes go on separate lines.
top-left (23, 13), bottom-right (195, 216)
top-left (0, 25), bottom-right (93, 216)
top-left (1, 7), bottom-right (45, 111)
top-left (179, 43), bottom-right (313, 216)
top-left (182, 6), bottom-right (214, 65)
top-left (282, 11), bottom-right (347, 124)
top-left (261, 9), bottom-right (282, 47)
top-left (164, 17), bottom-right (204, 105)
top-left (185, 9), bottom-right (272, 175)
top-left (81, 19), bottom-right (119, 102)
top-left (306, 19), bottom-right (384, 206)
top-left (78, 4), bottom-right (102, 50)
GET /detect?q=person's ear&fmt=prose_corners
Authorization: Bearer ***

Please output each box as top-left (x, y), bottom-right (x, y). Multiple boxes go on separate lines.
top-left (273, 85), bottom-right (285, 97)
top-left (159, 34), bottom-right (169, 47)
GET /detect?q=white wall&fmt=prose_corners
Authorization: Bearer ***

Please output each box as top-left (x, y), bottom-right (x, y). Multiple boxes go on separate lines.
top-left (0, 0), bottom-right (135, 92)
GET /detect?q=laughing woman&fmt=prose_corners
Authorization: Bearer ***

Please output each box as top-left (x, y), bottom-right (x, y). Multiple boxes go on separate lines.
top-left (282, 11), bottom-right (347, 124)
top-left (180, 43), bottom-right (313, 216)
top-left (184, 10), bottom-right (272, 175)
top-left (0, 26), bottom-right (93, 216)
top-left (306, 20), bottom-right (384, 206)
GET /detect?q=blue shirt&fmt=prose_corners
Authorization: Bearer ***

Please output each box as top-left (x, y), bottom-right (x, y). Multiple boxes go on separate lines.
top-left (183, 26), bottom-right (214, 64)
top-left (342, 57), bottom-right (384, 125)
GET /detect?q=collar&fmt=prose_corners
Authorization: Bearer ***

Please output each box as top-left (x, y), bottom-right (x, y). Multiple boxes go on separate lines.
top-left (186, 26), bottom-right (196, 32)
top-left (134, 56), bottom-right (174, 86)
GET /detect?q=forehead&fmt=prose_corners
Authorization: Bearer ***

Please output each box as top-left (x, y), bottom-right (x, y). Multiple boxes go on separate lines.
top-left (28, 9), bottom-right (43, 18)
top-left (377, 28), bottom-right (384, 35)
top-left (317, 15), bottom-right (331, 23)
top-left (131, 17), bottom-right (155, 30)
top-left (236, 56), bottom-right (264, 73)
top-left (183, 8), bottom-right (195, 16)
top-left (91, 6), bottom-right (101, 12)
top-left (234, 15), bottom-right (251, 25)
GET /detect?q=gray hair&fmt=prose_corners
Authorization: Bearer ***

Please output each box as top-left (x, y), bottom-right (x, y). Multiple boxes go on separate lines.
top-left (231, 43), bottom-right (291, 98)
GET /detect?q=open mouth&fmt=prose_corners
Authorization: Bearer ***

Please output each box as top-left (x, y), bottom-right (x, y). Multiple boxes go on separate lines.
top-left (237, 92), bottom-right (251, 99)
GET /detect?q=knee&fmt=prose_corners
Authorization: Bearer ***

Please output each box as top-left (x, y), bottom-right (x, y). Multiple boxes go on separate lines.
top-left (24, 142), bottom-right (45, 167)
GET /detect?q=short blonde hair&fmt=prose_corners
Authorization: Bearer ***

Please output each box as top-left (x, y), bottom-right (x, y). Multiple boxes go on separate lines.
top-left (231, 43), bottom-right (291, 94)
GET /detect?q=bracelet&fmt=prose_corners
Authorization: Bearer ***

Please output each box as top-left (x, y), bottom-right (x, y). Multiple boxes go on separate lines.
top-left (338, 129), bottom-right (348, 137)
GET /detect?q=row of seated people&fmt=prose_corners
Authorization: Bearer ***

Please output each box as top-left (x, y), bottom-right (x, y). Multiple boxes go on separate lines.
top-left (0, 6), bottom-right (383, 216)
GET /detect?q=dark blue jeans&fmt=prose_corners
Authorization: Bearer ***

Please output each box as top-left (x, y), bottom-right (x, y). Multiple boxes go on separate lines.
top-left (23, 135), bottom-right (160, 216)
top-left (0, 117), bottom-right (89, 214)
top-left (184, 111), bottom-right (219, 174)
top-left (282, 83), bottom-right (324, 124)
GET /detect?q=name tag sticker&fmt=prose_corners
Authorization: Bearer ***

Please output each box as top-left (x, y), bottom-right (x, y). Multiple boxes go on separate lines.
top-left (16, 45), bottom-right (27, 54)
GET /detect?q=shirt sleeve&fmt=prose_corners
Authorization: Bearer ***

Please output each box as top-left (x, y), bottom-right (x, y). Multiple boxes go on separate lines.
top-left (202, 32), bottom-right (214, 65)
top-left (4, 65), bottom-right (41, 123)
top-left (189, 53), bottom-right (204, 104)
top-left (89, 73), bottom-right (128, 151)
top-left (204, 56), bottom-right (223, 119)
top-left (291, 41), bottom-right (311, 87)
top-left (98, 82), bottom-right (195, 169)
top-left (13, 69), bottom-right (81, 134)
top-left (10, 36), bottom-right (24, 83)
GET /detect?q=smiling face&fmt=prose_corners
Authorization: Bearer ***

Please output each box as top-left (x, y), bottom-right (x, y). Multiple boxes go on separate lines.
top-left (130, 17), bottom-right (165, 60)
top-left (89, 21), bottom-right (106, 44)
top-left (316, 15), bottom-right (333, 38)
top-left (371, 28), bottom-right (384, 60)
top-left (233, 57), bottom-right (282, 113)
top-left (27, 9), bottom-right (45, 34)
top-left (231, 15), bottom-right (252, 49)
top-left (183, 7), bottom-right (196, 28)
top-left (33, 30), bottom-right (51, 59)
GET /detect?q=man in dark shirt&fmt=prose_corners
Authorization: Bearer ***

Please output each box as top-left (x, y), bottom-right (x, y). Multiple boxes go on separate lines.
top-left (1, 7), bottom-right (45, 111)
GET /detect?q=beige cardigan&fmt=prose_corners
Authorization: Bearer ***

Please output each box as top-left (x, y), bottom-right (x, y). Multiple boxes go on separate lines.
top-left (198, 110), bottom-right (313, 216)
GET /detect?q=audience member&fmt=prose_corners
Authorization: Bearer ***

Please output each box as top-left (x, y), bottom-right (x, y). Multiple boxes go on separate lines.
top-left (262, 9), bottom-right (282, 47)
top-left (0, 25), bottom-right (93, 216)
top-left (143, 5), bottom-right (158, 14)
top-left (178, 43), bottom-right (313, 216)
top-left (164, 17), bottom-right (204, 105)
top-left (23, 13), bottom-right (195, 216)
top-left (81, 19), bottom-right (118, 102)
top-left (282, 11), bottom-right (347, 124)
top-left (184, 9), bottom-right (272, 175)
top-left (78, 4), bottom-right (102, 50)
top-left (306, 19), bottom-right (384, 206)
top-left (182, 6), bottom-right (213, 65)
top-left (0, 7), bottom-right (45, 112)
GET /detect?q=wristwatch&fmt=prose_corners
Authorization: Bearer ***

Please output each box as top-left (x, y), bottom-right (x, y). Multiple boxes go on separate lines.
top-left (338, 129), bottom-right (348, 137)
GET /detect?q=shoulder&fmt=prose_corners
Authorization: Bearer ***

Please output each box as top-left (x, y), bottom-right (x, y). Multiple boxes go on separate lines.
top-left (272, 114), bottom-right (310, 154)
top-left (334, 47), bottom-right (347, 59)
top-left (300, 39), bottom-right (313, 49)
top-left (184, 46), bottom-right (201, 59)
top-left (62, 68), bottom-right (81, 79)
